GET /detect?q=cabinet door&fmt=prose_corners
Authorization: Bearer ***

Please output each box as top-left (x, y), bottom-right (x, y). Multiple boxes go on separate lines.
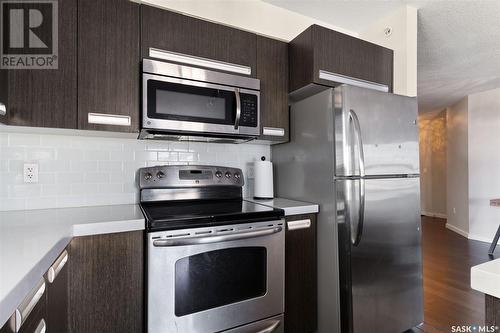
top-left (5, 0), bottom-right (77, 128)
top-left (46, 250), bottom-right (69, 333)
top-left (256, 36), bottom-right (289, 143)
top-left (285, 214), bottom-right (317, 333)
top-left (141, 5), bottom-right (257, 77)
top-left (77, 0), bottom-right (140, 132)
top-left (312, 25), bottom-right (393, 92)
top-left (0, 69), bottom-right (7, 124)
top-left (68, 231), bottom-right (144, 333)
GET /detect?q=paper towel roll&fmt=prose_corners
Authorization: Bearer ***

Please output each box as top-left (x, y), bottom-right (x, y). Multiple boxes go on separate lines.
top-left (254, 159), bottom-right (274, 199)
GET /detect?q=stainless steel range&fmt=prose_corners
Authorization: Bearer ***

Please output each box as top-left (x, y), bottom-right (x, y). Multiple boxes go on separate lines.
top-left (139, 165), bottom-right (285, 333)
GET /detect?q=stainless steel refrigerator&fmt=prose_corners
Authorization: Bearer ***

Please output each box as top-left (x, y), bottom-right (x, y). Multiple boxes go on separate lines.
top-left (272, 85), bottom-right (423, 333)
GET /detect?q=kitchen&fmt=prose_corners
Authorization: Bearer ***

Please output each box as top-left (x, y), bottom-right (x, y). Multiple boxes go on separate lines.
top-left (1, 1), bottom-right (499, 333)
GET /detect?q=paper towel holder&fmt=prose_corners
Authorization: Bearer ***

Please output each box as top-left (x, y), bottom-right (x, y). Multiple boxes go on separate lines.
top-left (253, 156), bottom-right (274, 200)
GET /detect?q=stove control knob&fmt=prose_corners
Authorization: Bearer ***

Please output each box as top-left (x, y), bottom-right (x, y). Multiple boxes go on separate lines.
top-left (144, 172), bottom-right (153, 181)
top-left (225, 171), bottom-right (232, 179)
top-left (156, 171), bottom-right (165, 179)
top-left (234, 172), bottom-right (241, 180)
top-left (215, 171), bottom-right (222, 178)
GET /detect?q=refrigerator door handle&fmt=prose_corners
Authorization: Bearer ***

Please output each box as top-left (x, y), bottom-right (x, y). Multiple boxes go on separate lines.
top-left (349, 109), bottom-right (365, 177)
top-left (352, 178), bottom-right (365, 246)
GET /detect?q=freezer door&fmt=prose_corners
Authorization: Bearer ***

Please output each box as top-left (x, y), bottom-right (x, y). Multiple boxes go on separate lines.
top-left (337, 177), bottom-right (423, 333)
top-left (334, 85), bottom-right (419, 177)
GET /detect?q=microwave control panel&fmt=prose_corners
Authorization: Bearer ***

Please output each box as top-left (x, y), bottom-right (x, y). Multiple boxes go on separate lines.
top-left (239, 94), bottom-right (258, 127)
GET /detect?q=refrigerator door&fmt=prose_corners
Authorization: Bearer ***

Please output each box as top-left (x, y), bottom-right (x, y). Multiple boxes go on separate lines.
top-left (337, 177), bottom-right (423, 333)
top-left (334, 85), bottom-right (419, 177)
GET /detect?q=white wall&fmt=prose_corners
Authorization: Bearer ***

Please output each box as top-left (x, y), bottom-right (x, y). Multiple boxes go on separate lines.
top-left (0, 129), bottom-right (270, 211)
top-left (468, 87), bottom-right (500, 243)
top-left (419, 109), bottom-right (447, 218)
top-left (359, 5), bottom-right (418, 97)
top-left (141, 0), bottom-right (417, 97)
top-left (446, 97), bottom-right (469, 236)
top-left (140, 0), bottom-right (357, 41)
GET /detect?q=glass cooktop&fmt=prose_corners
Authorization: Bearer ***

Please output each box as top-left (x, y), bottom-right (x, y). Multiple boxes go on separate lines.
top-left (141, 199), bottom-right (284, 231)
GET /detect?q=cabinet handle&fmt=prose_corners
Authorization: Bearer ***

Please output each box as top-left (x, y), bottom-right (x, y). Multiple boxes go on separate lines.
top-left (0, 102), bottom-right (6, 116)
top-left (287, 219), bottom-right (311, 231)
top-left (34, 319), bottom-right (46, 333)
top-left (10, 279), bottom-right (45, 332)
top-left (318, 70), bottom-right (389, 92)
top-left (47, 250), bottom-right (68, 283)
top-left (88, 113), bottom-right (131, 126)
top-left (262, 127), bottom-right (285, 137)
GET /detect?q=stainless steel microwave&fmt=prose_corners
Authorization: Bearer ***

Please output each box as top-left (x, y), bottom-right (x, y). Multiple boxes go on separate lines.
top-left (140, 59), bottom-right (260, 142)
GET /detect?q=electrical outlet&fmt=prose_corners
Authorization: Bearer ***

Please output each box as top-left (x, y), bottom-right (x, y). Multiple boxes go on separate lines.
top-left (453, 207), bottom-right (457, 214)
top-left (24, 163), bottom-right (39, 183)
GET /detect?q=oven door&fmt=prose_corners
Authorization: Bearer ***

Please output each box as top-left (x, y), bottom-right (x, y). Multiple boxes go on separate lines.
top-left (147, 220), bottom-right (285, 333)
top-left (143, 73), bottom-right (260, 137)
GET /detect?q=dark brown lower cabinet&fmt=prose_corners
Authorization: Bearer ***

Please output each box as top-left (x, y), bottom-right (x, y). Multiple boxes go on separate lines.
top-left (285, 214), bottom-right (317, 333)
top-left (0, 286), bottom-right (47, 333)
top-left (68, 231), bottom-right (144, 333)
top-left (486, 295), bottom-right (500, 327)
top-left (46, 251), bottom-right (69, 333)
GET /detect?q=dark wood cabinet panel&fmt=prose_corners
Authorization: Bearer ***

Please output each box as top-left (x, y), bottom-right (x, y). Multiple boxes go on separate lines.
top-left (0, 69), bottom-right (7, 124)
top-left (77, 0), bottom-right (140, 132)
top-left (486, 295), bottom-right (500, 327)
top-left (141, 5), bottom-right (257, 77)
top-left (46, 252), bottom-right (69, 333)
top-left (285, 214), bottom-right (317, 333)
top-left (5, 0), bottom-right (77, 129)
top-left (289, 25), bottom-right (393, 93)
top-left (256, 36), bottom-right (289, 142)
top-left (68, 231), bottom-right (144, 333)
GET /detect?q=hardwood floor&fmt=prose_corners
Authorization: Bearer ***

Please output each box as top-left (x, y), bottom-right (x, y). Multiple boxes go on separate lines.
top-left (421, 216), bottom-right (495, 333)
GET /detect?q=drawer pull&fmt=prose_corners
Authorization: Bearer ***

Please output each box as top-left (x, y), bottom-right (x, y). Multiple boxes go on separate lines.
top-left (0, 102), bottom-right (6, 116)
top-left (10, 279), bottom-right (45, 332)
top-left (318, 70), bottom-right (389, 92)
top-left (263, 127), bottom-right (285, 137)
top-left (47, 250), bottom-right (68, 283)
top-left (287, 219), bottom-right (311, 231)
top-left (34, 319), bottom-right (46, 333)
top-left (88, 113), bottom-right (131, 126)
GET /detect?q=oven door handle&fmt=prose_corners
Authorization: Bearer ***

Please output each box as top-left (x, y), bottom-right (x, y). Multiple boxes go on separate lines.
top-left (153, 226), bottom-right (282, 247)
top-left (256, 319), bottom-right (281, 333)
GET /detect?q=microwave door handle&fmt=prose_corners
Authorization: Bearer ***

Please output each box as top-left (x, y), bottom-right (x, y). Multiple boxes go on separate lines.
top-left (153, 226), bottom-right (282, 247)
top-left (234, 88), bottom-right (241, 130)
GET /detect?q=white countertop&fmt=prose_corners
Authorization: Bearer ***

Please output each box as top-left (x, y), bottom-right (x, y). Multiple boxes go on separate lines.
top-left (245, 197), bottom-right (319, 216)
top-left (471, 258), bottom-right (500, 298)
top-left (0, 204), bottom-right (145, 327)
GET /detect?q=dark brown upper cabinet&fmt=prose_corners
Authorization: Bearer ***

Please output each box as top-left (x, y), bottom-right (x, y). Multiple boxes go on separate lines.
top-left (256, 36), bottom-right (289, 143)
top-left (141, 5), bottom-right (257, 78)
top-left (77, 0), bottom-right (140, 133)
top-left (289, 25), bottom-right (393, 93)
top-left (0, 0), bottom-right (77, 129)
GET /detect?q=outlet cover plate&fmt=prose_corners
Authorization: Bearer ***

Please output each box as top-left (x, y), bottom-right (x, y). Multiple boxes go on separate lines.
top-left (24, 163), bottom-right (39, 183)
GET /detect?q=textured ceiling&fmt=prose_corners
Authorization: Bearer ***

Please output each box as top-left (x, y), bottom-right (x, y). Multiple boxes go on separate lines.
top-left (264, 0), bottom-right (500, 112)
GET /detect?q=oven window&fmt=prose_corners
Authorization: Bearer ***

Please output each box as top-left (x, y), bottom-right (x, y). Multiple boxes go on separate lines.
top-left (147, 80), bottom-right (235, 125)
top-left (174, 247), bottom-right (267, 316)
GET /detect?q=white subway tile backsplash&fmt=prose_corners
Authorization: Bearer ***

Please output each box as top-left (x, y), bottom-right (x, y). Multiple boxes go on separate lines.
top-left (0, 131), bottom-right (270, 211)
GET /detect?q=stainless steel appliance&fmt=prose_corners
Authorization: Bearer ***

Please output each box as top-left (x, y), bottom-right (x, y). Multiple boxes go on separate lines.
top-left (273, 85), bottom-right (423, 333)
top-left (139, 165), bottom-right (285, 333)
top-left (141, 59), bottom-right (260, 142)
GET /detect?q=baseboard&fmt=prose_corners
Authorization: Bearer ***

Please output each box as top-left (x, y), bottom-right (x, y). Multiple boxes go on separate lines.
top-left (421, 211), bottom-right (447, 219)
top-left (445, 223), bottom-right (469, 238)
top-left (468, 233), bottom-right (500, 245)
